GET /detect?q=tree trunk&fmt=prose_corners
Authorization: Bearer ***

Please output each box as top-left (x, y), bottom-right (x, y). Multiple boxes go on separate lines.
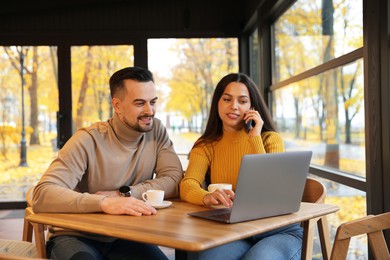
top-left (29, 47), bottom-right (40, 145)
top-left (75, 47), bottom-right (93, 129)
top-left (322, 0), bottom-right (339, 168)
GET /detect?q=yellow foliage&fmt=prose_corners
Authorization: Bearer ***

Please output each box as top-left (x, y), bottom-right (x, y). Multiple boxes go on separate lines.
top-left (0, 125), bottom-right (33, 144)
top-left (0, 133), bottom-right (56, 183)
top-left (166, 38), bottom-right (238, 125)
top-left (326, 195), bottom-right (366, 230)
top-left (71, 45), bottom-right (134, 125)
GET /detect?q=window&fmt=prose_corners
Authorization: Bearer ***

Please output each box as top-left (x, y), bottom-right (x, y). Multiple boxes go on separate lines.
top-left (270, 0), bottom-right (364, 257)
top-left (148, 38), bottom-right (239, 168)
top-left (0, 46), bottom-right (58, 202)
top-left (272, 59), bottom-right (364, 178)
top-left (272, 0), bottom-right (364, 178)
top-left (71, 45), bottom-right (134, 130)
top-left (272, 0), bottom-right (363, 83)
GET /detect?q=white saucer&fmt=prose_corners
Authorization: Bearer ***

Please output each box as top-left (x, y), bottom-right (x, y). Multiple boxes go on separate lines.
top-left (151, 200), bottom-right (172, 209)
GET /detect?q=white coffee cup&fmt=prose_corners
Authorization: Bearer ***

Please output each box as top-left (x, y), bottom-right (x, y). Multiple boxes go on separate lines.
top-left (142, 190), bottom-right (164, 206)
top-left (208, 183), bottom-right (232, 193)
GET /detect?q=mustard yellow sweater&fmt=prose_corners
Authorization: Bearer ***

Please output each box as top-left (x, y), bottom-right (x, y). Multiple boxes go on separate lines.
top-left (180, 129), bottom-right (284, 205)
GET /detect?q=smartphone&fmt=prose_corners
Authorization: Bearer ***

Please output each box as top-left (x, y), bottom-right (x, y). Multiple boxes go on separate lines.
top-left (245, 107), bottom-right (254, 131)
top-left (245, 119), bottom-right (253, 131)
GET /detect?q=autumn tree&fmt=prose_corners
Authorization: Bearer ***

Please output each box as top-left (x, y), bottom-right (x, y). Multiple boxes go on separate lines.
top-left (72, 45), bottom-right (134, 130)
top-left (4, 46), bottom-right (41, 145)
top-left (273, 3), bottom-right (325, 140)
top-left (165, 38), bottom-right (238, 132)
top-left (0, 53), bottom-right (20, 158)
top-left (337, 1), bottom-right (364, 144)
top-left (272, 0), bottom-right (363, 171)
top-left (29, 47), bottom-right (40, 145)
top-left (41, 46), bottom-right (59, 134)
top-left (338, 63), bottom-right (363, 144)
top-left (74, 46), bottom-right (93, 130)
top-left (321, 0), bottom-right (341, 168)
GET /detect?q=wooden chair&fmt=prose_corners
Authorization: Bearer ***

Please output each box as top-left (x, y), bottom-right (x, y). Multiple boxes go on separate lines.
top-left (301, 177), bottom-right (332, 260)
top-left (0, 238), bottom-right (39, 258)
top-left (330, 212), bottom-right (390, 260)
top-left (22, 187), bottom-right (34, 243)
top-left (23, 187), bottom-right (47, 258)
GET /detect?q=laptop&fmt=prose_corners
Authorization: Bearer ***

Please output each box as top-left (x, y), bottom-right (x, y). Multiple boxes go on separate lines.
top-left (188, 151), bottom-right (312, 223)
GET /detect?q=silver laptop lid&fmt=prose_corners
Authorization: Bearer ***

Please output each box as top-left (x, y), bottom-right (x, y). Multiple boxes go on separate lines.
top-left (229, 151), bottom-right (312, 223)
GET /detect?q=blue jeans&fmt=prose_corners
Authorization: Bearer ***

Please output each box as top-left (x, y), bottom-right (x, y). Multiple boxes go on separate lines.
top-left (46, 235), bottom-right (168, 260)
top-left (189, 224), bottom-right (303, 260)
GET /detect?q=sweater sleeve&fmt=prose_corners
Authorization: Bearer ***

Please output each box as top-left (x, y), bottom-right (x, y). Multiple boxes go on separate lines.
top-left (180, 145), bottom-right (212, 205)
top-left (247, 131), bottom-right (284, 154)
top-left (32, 130), bottom-right (106, 213)
top-left (261, 131), bottom-right (285, 153)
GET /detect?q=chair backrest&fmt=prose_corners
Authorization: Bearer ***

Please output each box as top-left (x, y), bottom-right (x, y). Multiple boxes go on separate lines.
top-left (26, 186), bottom-right (34, 207)
top-left (301, 177), bottom-right (327, 203)
top-left (300, 177), bottom-right (332, 259)
top-left (23, 186), bottom-right (48, 258)
top-left (330, 212), bottom-right (390, 260)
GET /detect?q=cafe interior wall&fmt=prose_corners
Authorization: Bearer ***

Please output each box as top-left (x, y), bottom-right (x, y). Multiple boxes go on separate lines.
top-left (0, 0), bottom-right (264, 41)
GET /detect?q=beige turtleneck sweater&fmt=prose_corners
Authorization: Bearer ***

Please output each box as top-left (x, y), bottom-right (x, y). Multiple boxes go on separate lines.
top-left (180, 129), bottom-right (284, 205)
top-left (33, 113), bottom-right (183, 214)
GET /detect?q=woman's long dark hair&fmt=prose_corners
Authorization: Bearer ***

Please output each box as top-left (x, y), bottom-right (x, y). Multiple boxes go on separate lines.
top-left (194, 73), bottom-right (277, 148)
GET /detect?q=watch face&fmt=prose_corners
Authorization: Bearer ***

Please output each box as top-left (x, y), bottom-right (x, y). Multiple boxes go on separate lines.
top-left (119, 186), bottom-right (130, 193)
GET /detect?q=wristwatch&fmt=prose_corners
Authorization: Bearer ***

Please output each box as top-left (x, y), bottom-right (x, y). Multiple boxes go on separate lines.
top-left (119, 186), bottom-right (131, 197)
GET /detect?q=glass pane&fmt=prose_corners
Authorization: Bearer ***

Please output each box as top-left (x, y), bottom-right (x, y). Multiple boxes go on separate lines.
top-left (272, 0), bottom-right (363, 83)
top-left (71, 45), bottom-right (134, 130)
top-left (272, 59), bottom-right (365, 178)
top-left (309, 175), bottom-right (367, 259)
top-left (0, 46), bottom-right (58, 202)
top-left (148, 38), bottom-right (239, 169)
top-left (250, 29), bottom-right (260, 86)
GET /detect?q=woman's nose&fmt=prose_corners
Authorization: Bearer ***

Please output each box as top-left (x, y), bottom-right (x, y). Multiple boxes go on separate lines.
top-left (230, 100), bottom-right (238, 110)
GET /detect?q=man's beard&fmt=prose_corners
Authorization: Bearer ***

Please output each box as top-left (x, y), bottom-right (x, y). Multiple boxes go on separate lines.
top-left (124, 115), bottom-right (154, 132)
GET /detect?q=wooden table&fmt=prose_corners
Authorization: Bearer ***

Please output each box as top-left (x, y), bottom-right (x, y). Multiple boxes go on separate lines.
top-left (26, 201), bottom-right (339, 259)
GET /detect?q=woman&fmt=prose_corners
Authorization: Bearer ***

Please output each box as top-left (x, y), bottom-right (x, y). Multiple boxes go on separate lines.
top-left (180, 73), bottom-right (303, 259)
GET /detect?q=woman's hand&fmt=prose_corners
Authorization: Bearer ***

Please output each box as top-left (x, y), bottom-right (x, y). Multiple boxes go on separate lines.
top-left (203, 189), bottom-right (235, 207)
top-left (244, 108), bottom-right (263, 136)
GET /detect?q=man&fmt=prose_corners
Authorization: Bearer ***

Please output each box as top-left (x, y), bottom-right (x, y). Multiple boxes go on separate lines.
top-left (32, 67), bottom-right (183, 260)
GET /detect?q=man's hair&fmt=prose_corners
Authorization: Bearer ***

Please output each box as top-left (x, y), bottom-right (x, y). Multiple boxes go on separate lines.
top-left (109, 67), bottom-right (154, 98)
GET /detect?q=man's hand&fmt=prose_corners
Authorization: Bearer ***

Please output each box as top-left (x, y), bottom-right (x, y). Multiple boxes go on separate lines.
top-left (203, 189), bottom-right (235, 208)
top-left (100, 196), bottom-right (157, 216)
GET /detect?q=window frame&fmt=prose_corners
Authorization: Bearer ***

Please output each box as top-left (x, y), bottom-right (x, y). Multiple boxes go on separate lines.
top-left (242, 0), bottom-right (390, 224)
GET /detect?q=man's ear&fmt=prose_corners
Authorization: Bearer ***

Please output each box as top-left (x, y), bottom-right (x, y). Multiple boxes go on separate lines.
top-left (112, 97), bottom-right (121, 113)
